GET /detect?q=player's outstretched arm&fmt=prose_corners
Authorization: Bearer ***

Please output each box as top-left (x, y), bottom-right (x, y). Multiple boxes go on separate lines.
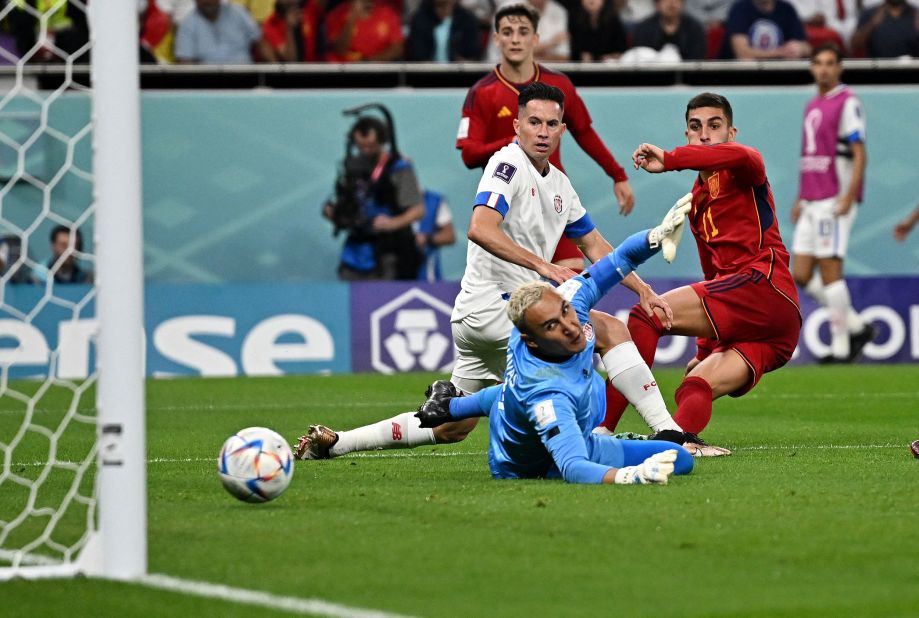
top-left (611, 450), bottom-right (678, 485)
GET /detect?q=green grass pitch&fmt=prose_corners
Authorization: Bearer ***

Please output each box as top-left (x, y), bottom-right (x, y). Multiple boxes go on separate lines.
top-left (2, 365), bottom-right (919, 617)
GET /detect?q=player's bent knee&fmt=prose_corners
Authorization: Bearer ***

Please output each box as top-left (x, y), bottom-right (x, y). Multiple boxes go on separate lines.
top-left (589, 310), bottom-right (630, 353)
top-left (433, 417), bottom-right (479, 443)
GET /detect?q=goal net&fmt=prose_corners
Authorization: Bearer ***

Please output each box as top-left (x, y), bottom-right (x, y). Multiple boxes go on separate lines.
top-left (0, 0), bottom-right (145, 580)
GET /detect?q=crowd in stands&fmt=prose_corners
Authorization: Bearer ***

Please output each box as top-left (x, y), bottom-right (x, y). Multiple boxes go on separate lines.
top-left (3, 0), bottom-right (917, 64)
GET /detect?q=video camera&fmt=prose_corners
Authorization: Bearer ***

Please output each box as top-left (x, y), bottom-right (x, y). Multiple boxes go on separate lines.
top-left (325, 103), bottom-right (400, 237)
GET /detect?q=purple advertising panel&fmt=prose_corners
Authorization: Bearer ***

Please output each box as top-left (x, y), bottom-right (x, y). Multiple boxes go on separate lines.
top-left (349, 276), bottom-right (919, 374)
top-left (350, 282), bottom-right (461, 374)
top-left (795, 276), bottom-right (919, 364)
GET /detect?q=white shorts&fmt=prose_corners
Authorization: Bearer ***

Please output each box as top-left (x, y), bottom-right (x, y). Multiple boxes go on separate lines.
top-left (792, 197), bottom-right (858, 259)
top-left (450, 299), bottom-right (512, 394)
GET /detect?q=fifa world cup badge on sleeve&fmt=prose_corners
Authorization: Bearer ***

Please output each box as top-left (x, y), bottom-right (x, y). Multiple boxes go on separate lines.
top-left (534, 400), bottom-right (557, 428)
top-left (493, 163), bottom-right (517, 184)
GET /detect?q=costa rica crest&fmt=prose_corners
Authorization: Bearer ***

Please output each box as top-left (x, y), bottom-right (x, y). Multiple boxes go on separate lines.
top-left (553, 194), bottom-right (563, 213)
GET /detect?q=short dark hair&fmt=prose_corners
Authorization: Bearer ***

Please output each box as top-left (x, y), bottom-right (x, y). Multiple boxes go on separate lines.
top-left (494, 3), bottom-right (539, 33)
top-left (811, 42), bottom-right (842, 62)
top-left (518, 82), bottom-right (564, 111)
top-left (350, 116), bottom-right (389, 145)
top-left (685, 92), bottom-right (733, 126)
top-left (50, 225), bottom-right (83, 251)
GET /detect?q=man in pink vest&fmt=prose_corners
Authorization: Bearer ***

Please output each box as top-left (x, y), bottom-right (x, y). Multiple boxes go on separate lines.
top-left (791, 42), bottom-right (874, 364)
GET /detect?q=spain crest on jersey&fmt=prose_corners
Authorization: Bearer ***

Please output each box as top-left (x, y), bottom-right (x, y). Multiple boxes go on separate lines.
top-left (708, 173), bottom-right (720, 198)
top-left (554, 194), bottom-right (563, 213)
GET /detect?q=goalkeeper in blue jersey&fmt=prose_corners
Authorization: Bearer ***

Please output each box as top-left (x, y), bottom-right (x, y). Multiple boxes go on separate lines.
top-left (416, 223), bottom-right (696, 485)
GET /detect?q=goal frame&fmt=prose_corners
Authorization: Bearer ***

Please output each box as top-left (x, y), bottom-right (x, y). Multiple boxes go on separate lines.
top-left (0, 0), bottom-right (146, 581)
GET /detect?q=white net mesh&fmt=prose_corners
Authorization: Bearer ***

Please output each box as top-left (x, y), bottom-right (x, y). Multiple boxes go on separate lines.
top-left (0, 0), bottom-right (100, 571)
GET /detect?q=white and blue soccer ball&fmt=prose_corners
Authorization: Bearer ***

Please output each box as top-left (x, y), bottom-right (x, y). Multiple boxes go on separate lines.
top-left (218, 427), bottom-right (294, 503)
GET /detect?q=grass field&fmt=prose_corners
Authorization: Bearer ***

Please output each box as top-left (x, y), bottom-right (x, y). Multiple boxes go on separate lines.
top-left (2, 365), bottom-right (919, 617)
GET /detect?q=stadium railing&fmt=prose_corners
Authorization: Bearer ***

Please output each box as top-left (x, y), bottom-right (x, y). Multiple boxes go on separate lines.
top-left (4, 58), bottom-right (919, 90)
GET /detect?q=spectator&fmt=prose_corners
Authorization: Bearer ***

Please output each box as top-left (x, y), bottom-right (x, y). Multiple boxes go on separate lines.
top-left (530, 0), bottom-right (571, 61)
top-left (175, 0), bottom-right (261, 64)
top-left (9, 0), bottom-right (88, 62)
top-left (631, 0), bottom-right (707, 59)
top-left (786, 0), bottom-right (857, 50)
top-left (324, 0), bottom-right (404, 61)
top-left (414, 189), bottom-right (456, 281)
top-left (0, 235), bottom-right (36, 284)
top-left (140, 0), bottom-right (175, 64)
top-left (721, 0), bottom-right (810, 59)
top-left (851, 0), bottom-right (919, 58)
top-left (407, 0), bottom-right (484, 61)
top-left (569, 0), bottom-right (629, 61)
top-left (35, 226), bottom-right (93, 285)
top-left (323, 116), bottom-right (425, 280)
top-left (260, 0), bottom-right (303, 61)
top-left (893, 203), bottom-right (919, 241)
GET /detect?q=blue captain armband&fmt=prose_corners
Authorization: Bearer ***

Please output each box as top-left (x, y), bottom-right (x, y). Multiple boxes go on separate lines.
top-left (564, 213), bottom-right (595, 238)
top-left (474, 191), bottom-right (510, 217)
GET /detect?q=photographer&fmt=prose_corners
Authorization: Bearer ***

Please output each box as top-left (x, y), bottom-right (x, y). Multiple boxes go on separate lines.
top-left (324, 116), bottom-right (425, 281)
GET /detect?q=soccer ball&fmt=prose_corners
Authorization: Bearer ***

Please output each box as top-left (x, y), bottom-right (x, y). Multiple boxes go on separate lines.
top-left (218, 427), bottom-right (294, 503)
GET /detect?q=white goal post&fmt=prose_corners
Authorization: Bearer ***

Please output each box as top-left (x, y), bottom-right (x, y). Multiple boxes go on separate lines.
top-left (0, 0), bottom-right (145, 580)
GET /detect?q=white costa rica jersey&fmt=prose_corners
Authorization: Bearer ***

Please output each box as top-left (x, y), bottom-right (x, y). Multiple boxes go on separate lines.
top-left (452, 142), bottom-right (594, 322)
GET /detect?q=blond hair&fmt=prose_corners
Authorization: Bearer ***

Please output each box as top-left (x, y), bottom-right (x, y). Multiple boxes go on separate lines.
top-left (506, 281), bottom-right (553, 332)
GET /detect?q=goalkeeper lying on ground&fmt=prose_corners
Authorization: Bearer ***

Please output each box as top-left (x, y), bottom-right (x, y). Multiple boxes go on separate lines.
top-left (415, 226), bottom-right (698, 484)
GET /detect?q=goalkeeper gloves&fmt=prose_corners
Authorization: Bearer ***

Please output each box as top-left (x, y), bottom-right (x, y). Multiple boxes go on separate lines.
top-left (613, 449), bottom-right (678, 485)
top-left (647, 192), bottom-right (692, 263)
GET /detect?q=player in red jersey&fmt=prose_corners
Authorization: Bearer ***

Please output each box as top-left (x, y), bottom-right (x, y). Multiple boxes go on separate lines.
top-left (597, 92), bottom-right (801, 446)
top-left (455, 3), bottom-right (634, 269)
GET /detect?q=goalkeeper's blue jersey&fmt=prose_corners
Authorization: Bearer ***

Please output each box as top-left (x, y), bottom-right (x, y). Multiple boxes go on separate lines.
top-left (488, 276), bottom-right (604, 482)
top-left (487, 247), bottom-right (638, 484)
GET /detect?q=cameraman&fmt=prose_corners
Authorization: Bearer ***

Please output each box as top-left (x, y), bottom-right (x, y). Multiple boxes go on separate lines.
top-left (324, 116), bottom-right (425, 280)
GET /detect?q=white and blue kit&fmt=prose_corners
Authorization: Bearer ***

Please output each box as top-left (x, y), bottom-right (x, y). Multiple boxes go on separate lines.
top-left (450, 142), bottom-right (596, 392)
top-left (450, 230), bottom-right (695, 483)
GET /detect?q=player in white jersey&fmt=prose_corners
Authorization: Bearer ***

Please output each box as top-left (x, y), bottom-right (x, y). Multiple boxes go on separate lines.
top-left (791, 43), bottom-right (874, 364)
top-left (294, 82), bottom-right (697, 460)
top-left (451, 139), bottom-right (599, 395)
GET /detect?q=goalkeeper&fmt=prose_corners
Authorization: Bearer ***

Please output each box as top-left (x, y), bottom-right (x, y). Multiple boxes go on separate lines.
top-left (416, 227), bottom-right (695, 484)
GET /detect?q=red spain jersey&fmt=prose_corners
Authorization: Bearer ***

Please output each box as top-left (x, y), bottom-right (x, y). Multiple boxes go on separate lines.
top-left (663, 142), bottom-right (799, 308)
top-left (456, 64), bottom-right (627, 182)
top-left (324, 2), bottom-right (403, 62)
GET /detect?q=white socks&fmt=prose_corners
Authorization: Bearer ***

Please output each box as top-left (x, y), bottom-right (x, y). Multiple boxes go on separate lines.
top-left (824, 279), bottom-right (858, 358)
top-left (804, 275), bottom-right (828, 305)
top-left (329, 412), bottom-right (435, 457)
top-left (601, 342), bottom-right (681, 433)
top-left (804, 273), bottom-right (865, 334)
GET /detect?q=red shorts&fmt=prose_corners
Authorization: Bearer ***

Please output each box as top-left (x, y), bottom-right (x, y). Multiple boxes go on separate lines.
top-left (551, 235), bottom-right (584, 264)
top-left (691, 269), bottom-right (801, 397)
